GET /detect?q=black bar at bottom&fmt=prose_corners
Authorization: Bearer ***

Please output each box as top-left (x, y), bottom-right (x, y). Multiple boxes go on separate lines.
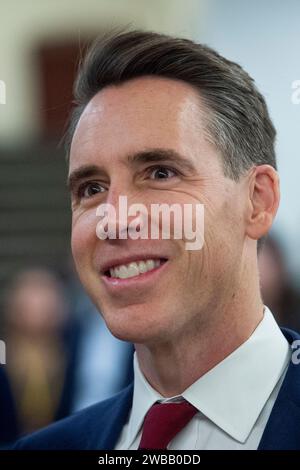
top-left (0, 450), bottom-right (299, 467)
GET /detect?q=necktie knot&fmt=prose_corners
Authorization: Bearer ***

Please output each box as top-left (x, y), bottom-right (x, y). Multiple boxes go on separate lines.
top-left (138, 400), bottom-right (198, 450)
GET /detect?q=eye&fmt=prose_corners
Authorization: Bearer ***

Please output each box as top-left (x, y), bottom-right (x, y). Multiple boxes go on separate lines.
top-left (149, 166), bottom-right (177, 180)
top-left (77, 181), bottom-right (105, 199)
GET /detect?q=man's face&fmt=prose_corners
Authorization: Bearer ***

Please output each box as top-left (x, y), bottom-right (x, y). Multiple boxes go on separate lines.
top-left (69, 77), bottom-right (247, 345)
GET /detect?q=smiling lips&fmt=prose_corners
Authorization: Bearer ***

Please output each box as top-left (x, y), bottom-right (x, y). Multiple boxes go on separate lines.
top-left (105, 258), bottom-right (167, 280)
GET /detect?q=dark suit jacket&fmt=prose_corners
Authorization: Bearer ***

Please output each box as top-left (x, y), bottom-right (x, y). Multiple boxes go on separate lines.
top-left (12, 328), bottom-right (300, 450)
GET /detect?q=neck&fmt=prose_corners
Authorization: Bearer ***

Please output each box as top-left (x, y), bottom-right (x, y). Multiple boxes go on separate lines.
top-left (135, 258), bottom-right (264, 397)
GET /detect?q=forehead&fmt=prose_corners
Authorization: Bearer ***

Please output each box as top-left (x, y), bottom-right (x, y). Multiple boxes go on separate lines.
top-left (69, 76), bottom-right (209, 171)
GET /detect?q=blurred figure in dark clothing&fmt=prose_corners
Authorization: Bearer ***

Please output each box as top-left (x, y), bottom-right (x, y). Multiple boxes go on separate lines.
top-left (258, 236), bottom-right (300, 332)
top-left (0, 366), bottom-right (19, 446)
top-left (3, 268), bottom-right (79, 435)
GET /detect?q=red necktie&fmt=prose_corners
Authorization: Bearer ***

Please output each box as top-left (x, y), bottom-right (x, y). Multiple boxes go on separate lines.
top-left (138, 401), bottom-right (198, 450)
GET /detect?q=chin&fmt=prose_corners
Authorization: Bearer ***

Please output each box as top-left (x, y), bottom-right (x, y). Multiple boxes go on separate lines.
top-left (100, 304), bottom-right (170, 344)
top-left (104, 321), bottom-right (154, 343)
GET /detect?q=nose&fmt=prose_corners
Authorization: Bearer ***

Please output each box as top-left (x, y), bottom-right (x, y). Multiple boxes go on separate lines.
top-left (96, 186), bottom-right (148, 241)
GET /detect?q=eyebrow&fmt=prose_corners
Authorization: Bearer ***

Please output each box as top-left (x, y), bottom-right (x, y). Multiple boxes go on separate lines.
top-left (126, 148), bottom-right (196, 173)
top-left (67, 148), bottom-right (196, 191)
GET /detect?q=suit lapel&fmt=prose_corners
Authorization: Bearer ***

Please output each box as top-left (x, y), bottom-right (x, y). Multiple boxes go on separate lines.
top-left (96, 383), bottom-right (134, 450)
top-left (258, 328), bottom-right (300, 449)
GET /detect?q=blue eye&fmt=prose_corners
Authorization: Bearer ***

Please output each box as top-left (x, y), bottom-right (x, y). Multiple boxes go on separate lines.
top-left (150, 167), bottom-right (177, 180)
top-left (78, 182), bottom-right (105, 198)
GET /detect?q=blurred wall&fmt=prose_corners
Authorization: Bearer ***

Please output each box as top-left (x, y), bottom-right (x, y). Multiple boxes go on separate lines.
top-left (0, 0), bottom-right (203, 145)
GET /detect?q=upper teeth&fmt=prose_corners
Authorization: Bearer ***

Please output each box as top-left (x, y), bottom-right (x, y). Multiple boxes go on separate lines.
top-left (109, 259), bottom-right (161, 279)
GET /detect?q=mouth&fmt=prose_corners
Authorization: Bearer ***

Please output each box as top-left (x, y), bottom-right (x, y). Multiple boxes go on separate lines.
top-left (103, 257), bottom-right (168, 280)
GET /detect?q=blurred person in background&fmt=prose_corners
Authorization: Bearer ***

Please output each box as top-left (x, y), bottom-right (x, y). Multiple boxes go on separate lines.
top-left (258, 236), bottom-right (300, 332)
top-left (3, 268), bottom-right (78, 434)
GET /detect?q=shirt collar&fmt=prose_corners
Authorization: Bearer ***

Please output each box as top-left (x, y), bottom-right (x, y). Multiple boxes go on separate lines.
top-left (126, 307), bottom-right (290, 447)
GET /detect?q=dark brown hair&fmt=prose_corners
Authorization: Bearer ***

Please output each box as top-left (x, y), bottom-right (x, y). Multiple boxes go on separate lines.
top-left (66, 29), bottom-right (277, 180)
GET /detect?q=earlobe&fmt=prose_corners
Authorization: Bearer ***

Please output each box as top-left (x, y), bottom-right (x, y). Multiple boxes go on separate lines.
top-left (245, 165), bottom-right (280, 241)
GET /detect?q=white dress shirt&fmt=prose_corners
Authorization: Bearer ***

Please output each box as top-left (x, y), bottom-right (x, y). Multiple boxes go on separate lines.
top-left (115, 307), bottom-right (291, 450)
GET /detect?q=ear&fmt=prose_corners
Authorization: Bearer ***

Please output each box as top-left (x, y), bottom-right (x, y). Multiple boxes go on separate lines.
top-left (245, 165), bottom-right (280, 241)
